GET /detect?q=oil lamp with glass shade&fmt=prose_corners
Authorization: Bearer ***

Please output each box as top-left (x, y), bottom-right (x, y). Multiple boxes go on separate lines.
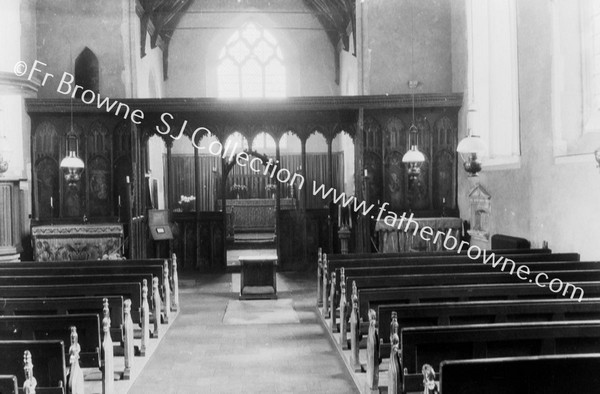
top-left (456, 130), bottom-right (487, 177)
top-left (402, 125), bottom-right (426, 180)
top-left (60, 134), bottom-right (85, 186)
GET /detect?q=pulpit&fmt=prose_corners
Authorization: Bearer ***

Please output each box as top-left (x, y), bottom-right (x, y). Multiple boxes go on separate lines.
top-left (375, 217), bottom-right (462, 253)
top-left (32, 223), bottom-right (124, 261)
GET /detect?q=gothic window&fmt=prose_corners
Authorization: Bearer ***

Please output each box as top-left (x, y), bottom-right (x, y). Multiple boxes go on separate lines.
top-left (218, 22), bottom-right (286, 98)
top-left (74, 47), bottom-right (99, 97)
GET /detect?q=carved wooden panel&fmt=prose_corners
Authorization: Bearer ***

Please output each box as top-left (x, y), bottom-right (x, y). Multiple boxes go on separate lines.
top-left (384, 116), bottom-right (406, 211)
top-left (88, 121), bottom-right (112, 217)
top-left (113, 122), bottom-right (133, 218)
top-left (362, 107), bottom-right (458, 216)
top-left (433, 116), bottom-right (457, 209)
top-left (33, 122), bottom-right (60, 218)
top-left (363, 116), bottom-right (383, 205)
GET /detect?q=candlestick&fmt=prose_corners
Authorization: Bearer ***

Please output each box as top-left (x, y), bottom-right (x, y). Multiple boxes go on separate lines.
top-left (364, 169), bottom-right (368, 177)
top-left (50, 196), bottom-right (53, 208)
top-left (118, 195), bottom-right (121, 207)
top-left (126, 176), bottom-right (130, 183)
top-left (349, 206), bottom-right (352, 228)
top-left (338, 204), bottom-right (342, 227)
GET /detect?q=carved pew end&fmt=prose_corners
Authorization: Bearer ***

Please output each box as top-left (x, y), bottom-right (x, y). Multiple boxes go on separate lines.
top-left (366, 309), bottom-right (379, 391)
top-left (162, 261), bottom-right (171, 324)
top-left (122, 299), bottom-right (135, 380)
top-left (23, 350), bottom-right (37, 394)
top-left (68, 326), bottom-right (85, 394)
top-left (171, 254), bottom-right (179, 312)
top-left (422, 364), bottom-right (439, 394)
top-left (102, 298), bottom-right (115, 393)
top-left (152, 277), bottom-right (161, 337)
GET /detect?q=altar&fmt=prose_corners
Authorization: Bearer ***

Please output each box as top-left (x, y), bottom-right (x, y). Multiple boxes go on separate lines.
top-left (375, 217), bottom-right (462, 253)
top-left (31, 223), bottom-right (124, 261)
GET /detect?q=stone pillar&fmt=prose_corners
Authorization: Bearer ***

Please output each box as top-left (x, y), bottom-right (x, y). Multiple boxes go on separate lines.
top-left (0, 0), bottom-right (39, 261)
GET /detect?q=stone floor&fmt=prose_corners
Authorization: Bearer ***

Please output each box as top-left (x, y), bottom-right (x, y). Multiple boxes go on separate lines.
top-left (128, 271), bottom-right (359, 394)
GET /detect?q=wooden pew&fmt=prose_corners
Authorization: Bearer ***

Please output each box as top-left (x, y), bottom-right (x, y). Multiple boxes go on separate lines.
top-left (337, 259), bottom-right (595, 316)
top-left (325, 251), bottom-right (574, 281)
top-left (0, 276), bottom-right (158, 325)
top-left (349, 268), bottom-right (598, 324)
top-left (0, 375), bottom-right (18, 394)
top-left (357, 281), bottom-right (600, 337)
top-left (324, 247), bottom-right (549, 263)
top-left (335, 252), bottom-right (580, 291)
top-left (437, 354), bottom-right (600, 394)
top-left (0, 282), bottom-right (142, 323)
top-left (377, 298), bottom-right (600, 358)
top-left (0, 314), bottom-right (101, 369)
top-left (0, 273), bottom-right (153, 288)
top-left (0, 265), bottom-right (163, 287)
top-left (323, 252), bottom-right (579, 315)
top-left (0, 295), bottom-right (124, 344)
top-left (0, 340), bottom-right (66, 393)
top-left (1, 257), bottom-right (180, 314)
top-left (399, 320), bottom-right (600, 393)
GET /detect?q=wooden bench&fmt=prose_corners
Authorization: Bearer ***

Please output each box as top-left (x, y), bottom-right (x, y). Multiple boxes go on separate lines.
top-left (1, 257), bottom-right (180, 315)
top-left (336, 259), bottom-right (593, 319)
top-left (0, 283), bottom-right (142, 324)
top-left (437, 353), bottom-right (600, 394)
top-left (377, 298), bottom-right (600, 358)
top-left (0, 375), bottom-right (18, 394)
top-left (0, 295), bottom-right (124, 344)
top-left (0, 314), bottom-right (101, 369)
top-left (0, 256), bottom-right (180, 311)
top-left (0, 340), bottom-right (66, 394)
top-left (347, 268), bottom-right (597, 328)
top-left (398, 320), bottom-right (600, 393)
top-left (322, 252), bottom-right (580, 315)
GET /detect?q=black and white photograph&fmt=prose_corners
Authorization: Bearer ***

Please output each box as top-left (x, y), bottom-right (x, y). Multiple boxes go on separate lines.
top-left (0, 0), bottom-right (599, 393)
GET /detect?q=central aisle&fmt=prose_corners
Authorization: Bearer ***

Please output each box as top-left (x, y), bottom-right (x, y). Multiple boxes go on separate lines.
top-left (129, 272), bottom-right (359, 393)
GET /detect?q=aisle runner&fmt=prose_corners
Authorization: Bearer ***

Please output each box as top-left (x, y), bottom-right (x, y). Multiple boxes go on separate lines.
top-left (222, 299), bottom-right (300, 325)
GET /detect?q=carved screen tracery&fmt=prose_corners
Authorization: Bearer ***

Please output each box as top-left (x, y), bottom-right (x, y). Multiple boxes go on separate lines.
top-left (433, 116), bottom-right (457, 209)
top-left (363, 116), bottom-right (383, 205)
top-left (362, 108), bottom-right (458, 215)
top-left (33, 122), bottom-right (60, 218)
top-left (384, 116), bottom-right (406, 211)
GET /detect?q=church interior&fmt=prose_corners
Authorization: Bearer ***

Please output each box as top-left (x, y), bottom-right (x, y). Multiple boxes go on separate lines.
top-left (1, 0), bottom-right (600, 393)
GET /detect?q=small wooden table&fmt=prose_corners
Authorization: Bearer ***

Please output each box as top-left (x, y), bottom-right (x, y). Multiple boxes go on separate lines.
top-left (239, 255), bottom-right (278, 300)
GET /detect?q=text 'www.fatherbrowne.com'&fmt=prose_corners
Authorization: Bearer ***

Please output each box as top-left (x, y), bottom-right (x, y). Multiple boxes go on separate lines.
top-left (311, 180), bottom-right (585, 302)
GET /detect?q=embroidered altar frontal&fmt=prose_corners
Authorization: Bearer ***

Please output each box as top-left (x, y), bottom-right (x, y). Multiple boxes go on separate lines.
top-left (32, 223), bottom-right (124, 261)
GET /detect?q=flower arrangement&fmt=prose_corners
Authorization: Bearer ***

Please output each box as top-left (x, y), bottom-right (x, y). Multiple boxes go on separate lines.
top-left (231, 184), bottom-right (247, 193)
top-left (177, 195), bottom-right (196, 212)
top-left (178, 195), bottom-right (196, 204)
top-left (265, 184), bottom-right (277, 193)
